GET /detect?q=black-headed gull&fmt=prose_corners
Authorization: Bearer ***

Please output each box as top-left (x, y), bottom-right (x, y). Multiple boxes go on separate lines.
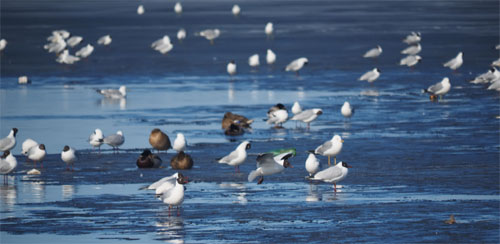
top-left (148, 172), bottom-right (179, 194)
top-left (312, 135), bottom-right (344, 166)
top-left (0, 151), bottom-right (17, 184)
top-left (173, 133), bottom-right (186, 152)
top-left (266, 49), bottom-right (276, 65)
top-left (103, 131), bottom-right (124, 153)
top-left (363, 45), bottom-right (382, 58)
top-left (248, 152), bottom-right (293, 184)
top-left (61, 145), bottom-right (77, 171)
top-left (470, 68), bottom-right (499, 84)
top-left (227, 60), bottom-right (237, 76)
top-left (309, 161), bottom-right (352, 193)
top-left (217, 141), bottom-right (251, 172)
top-left (97, 35), bottom-right (112, 46)
top-left (136, 149), bottom-right (162, 168)
top-left (56, 49), bottom-right (80, 64)
top-left (305, 152), bottom-right (320, 177)
top-left (159, 172), bottom-right (188, 215)
top-left (403, 32), bottom-right (421, 44)
top-left (285, 57), bottom-right (308, 75)
top-left (359, 68), bottom-right (380, 83)
top-left (151, 35), bottom-right (173, 54)
top-left (341, 101), bottom-right (354, 118)
top-left (96, 85), bottom-right (126, 99)
top-left (423, 77), bottom-right (451, 100)
top-left (265, 103), bottom-right (288, 127)
top-left (75, 44), bottom-right (94, 58)
top-left (399, 55), bottom-right (422, 67)
top-left (290, 108), bottom-right (323, 128)
top-left (0, 128), bottom-right (17, 152)
top-left (22, 138), bottom-right (38, 156)
top-left (89, 128), bottom-right (104, 153)
top-left (66, 36), bottom-right (83, 47)
top-left (401, 43), bottom-right (421, 55)
top-left (149, 128), bottom-right (171, 153)
top-left (199, 29), bottom-right (220, 44)
top-left (443, 52), bottom-right (463, 71)
top-left (27, 144), bottom-right (46, 168)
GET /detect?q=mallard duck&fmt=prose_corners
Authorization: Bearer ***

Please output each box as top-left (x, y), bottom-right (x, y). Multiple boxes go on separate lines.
top-left (137, 149), bottom-right (162, 168)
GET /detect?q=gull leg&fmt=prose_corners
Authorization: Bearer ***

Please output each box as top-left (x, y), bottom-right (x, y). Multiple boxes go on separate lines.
top-left (334, 183), bottom-right (337, 193)
top-left (334, 157), bottom-right (337, 165)
top-left (257, 176), bottom-right (264, 184)
top-left (328, 156), bottom-right (331, 166)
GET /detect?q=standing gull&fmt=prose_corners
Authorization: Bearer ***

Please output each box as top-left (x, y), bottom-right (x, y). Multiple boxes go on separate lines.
top-left (173, 133), bottom-right (186, 152)
top-left (401, 43), bottom-right (421, 55)
top-left (177, 29), bottom-right (186, 43)
top-left (265, 22), bottom-right (274, 38)
top-left (359, 68), bottom-right (380, 83)
top-left (61, 145), bottom-right (77, 171)
top-left (75, 44), bottom-right (94, 58)
top-left (96, 85), bottom-right (126, 99)
top-left (0, 128), bottom-right (18, 152)
top-left (403, 32), bottom-right (421, 44)
top-left (285, 57), bottom-right (308, 76)
top-left (249, 54), bottom-right (260, 68)
top-left (217, 141), bottom-right (251, 173)
top-left (313, 135), bottom-right (344, 166)
top-left (291, 101), bottom-right (302, 115)
top-left (174, 2), bottom-right (182, 15)
top-left (199, 29), bottom-right (220, 45)
top-left (266, 49), bottom-right (276, 65)
top-left (423, 77), bottom-right (451, 100)
top-left (27, 144), bottom-right (46, 168)
top-left (400, 55), bottom-right (422, 68)
top-left (341, 101), bottom-right (354, 118)
top-left (97, 35), bottom-right (112, 46)
top-left (248, 152), bottom-right (293, 184)
top-left (22, 139), bottom-right (38, 156)
top-left (137, 5), bottom-right (145, 15)
top-left (159, 173), bottom-right (189, 216)
top-left (66, 36), bottom-right (83, 47)
top-left (290, 108), bottom-right (323, 129)
top-left (0, 39), bottom-right (7, 51)
top-left (363, 45), bottom-right (382, 58)
top-left (0, 151), bottom-right (17, 184)
top-left (227, 60), bottom-right (237, 76)
top-left (265, 103), bottom-right (288, 127)
top-left (305, 152), bottom-right (320, 177)
top-left (443, 52), bottom-right (463, 71)
top-left (56, 50), bottom-right (80, 64)
top-left (232, 4), bottom-right (241, 16)
top-left (309, 161), bottom-right (352, 193)
top-left (151, 35), bottom-right (173, 54)
top-left (103, 131), bottom-right (125, 153)
top-left (89, 128), bottom-right (104, 153)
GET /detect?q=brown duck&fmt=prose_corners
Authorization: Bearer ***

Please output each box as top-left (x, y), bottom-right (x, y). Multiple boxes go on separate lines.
top-left (170, 151), bottom-right (194, 170)
top-left (149, 128), bottom-right (171, 153)
top-left (221, 112), bottom-right (253, 130)
top-left (224, 123), bottom-right (244, 136)
top-left (137, 149), bottom-right (163, 168)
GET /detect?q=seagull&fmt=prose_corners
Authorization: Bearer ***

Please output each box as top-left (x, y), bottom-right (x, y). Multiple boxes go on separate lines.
top-left (149, 128), bottom-right (171, 153)
top-left (66, 36), bottom-right (83, 47)
top-left (137, 5), bottom-right (145, 15)
top-left (265, 103), bottom-right (288, 127)
top-left (96, 85), bottom-right (126, 99)
top-left (248, 152), bottom-right (293, 184)
top-left (75, 44), bottom-right (94, 58)
top-left (249, 54), bottom-right (260, 67)
top-left (151, 35), bottom-right (173, 54)
top-left (265, 22), bottom-right (273, 37)
top-left (470, 68), bottom-right (499, 84)
top-left (217, 141), bottom-right (251, 172)
top-left (27, 144), bottom-right (46, 168)
top-left (443, 52), bottom-right (463, 71)
top-left (285, 57), bottom-right (309, 76)
top-left (423, 77), bottom-right (451, 100)
top-left (491, 58), bottom-right (500, 68)
top-left (359, 68), bottom-right (380, 83)
top-left (0, 151), bottom-right (17, 184)
top-left (170, 151), bottom-right (194, 170)
top-left (487, 79), bottom-right (500, 91)
top-left (148, 172), bottom-right (179, 193)
top-left (305, 152), bottom-right (320, 177)
top-left (401, 43), bottom-right (421, 55)
top-left (61, 145), bottom-right (77, 171)
top-left (266, 49), bottom-right (276, 65)
top-left (403, 32), bottom-right (421, 44)
top-left (0, 128), bottom-right (18, 152)
top-left (103, 131), bottom-right (125, 153)
top-left (159, 172), bottom-right (188, 215)
top-left (399, 55), bottom-right (422, 67)
top-left (232, 4), bottom-right (241, 16)
top-left (291, 101), bottom-right (302, 115)
top-left (199, 29), bottom-right (220, 45)
top-left (177, 28), bottom-right (186, 42)
top-left (97, 35), bottom-right (112, 46)
top-left (290, 108), bottom-right (323, 128)
top-left (89, 128), bottom-right (104, 153)
top-left (18, 76), bottom-right (30, 84)
top-left (136, 149), bottom-right (162, 168)
top-left (56, 49), bottom-right (80, 64)
top-left (309, 161), bottom-right (352, 193)
top-left (44, 37), bottom-right (66, 54)
top-left (22, 139), bottom-right (38, 156)
top-left (341, 101), bottom-right (354, 118)
top-left (0, 39), bottom-right (7, 51)
top-left (53, 29), bottom-right (70, 39)
top-left (227, 60), bottom-right (237, 76)
top-left (173, 133), bottom-right (186, 152)
top-left (174, 2), bottom-right (182, 14)
top-left (313, 135), bottom-right (344, 166)
top-left (363, 45), bottom-right (382, 58)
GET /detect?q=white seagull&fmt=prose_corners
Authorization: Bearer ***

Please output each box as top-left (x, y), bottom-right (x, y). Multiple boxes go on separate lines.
top-left (232, 4), bottom-right (241, 16)
top-left (341, 101), bottom-right (354, 118)
top-left (151, 35), bottom-right (173, 54)
top-left (403, 32), bottom-right (421, 44)
top-left (66, 36), bottom-right (83, 47)
top-left (96, 85), bottom-right (127, 99)
top-left (103, 130), bottom-right (125, 153)
top-left (313, 135), bottom-right (344, 166)
top-left (61, 145), bottom-right (77, 171)
top-left (266, 49), bottom-right (276, 65)
top-left (75, 44), bottom-right (94, 58)
top-left (470, 68), bottom-right (500, 84)
top-left (159, 173), bottom-right (189, 215)
top-left (174, 2), bottom-right (182, 14)
top-left (22, 139), bottom-right (38, 156)
top-left (0, 39), bottom-right (7, 51)
top-left (291, 101), bottom-right (302, 115)
top-left (399, 55), bottom-right (422, 67)
top-left (491, 58), bottom-right (500, 68)
top-left (177, 28), bottom-right (186, 42)
top-left (0, 151), bottom-right (17, 183)
top-left (290, 108), bottom-right (323, 128)
top-left (0, 128), bottom-right (18, 152)
top-left (56, 50), bottom-right (80, 64)
top-left (227, 60), bottom-right (237, 76)
top-left (89, 129), bottom-right (104, 152)
top-left (217, 141), bottom-right (251, 172)
top-left (265, 22), bottom-right (273, 37)
top-left (310, 161), bottom-right (352, 193)
top-left (285, 57), bottom-right (308, 75)
top-left (148, 172), bottom-right (180, 194)
top-left (249, 54), bottom-right (260, 67)
top-left (266, 103), bottom-right (288, 127)
top-left (137, 5), bottom-right (145, 15)
top-left (423, 77), bottom-right (451, 100)
top-left (27, 144), bottom-right (46, 168)
top-left (305, 152), bottom-right (320, 177)
top-left (487, 79), bottom-right (500, 91)
top-left (443, 52), bottom-right (463, 71)
top-left (401, 43), bottom-right (421, 55)
top-left (248, 152), bottom-right (293, 184)
top-left (18, 76), bottom-right (30, 84)
top-left (359, 68), bottom-right (380, 83)
top-left (199, 29), bottom-right (220, 45)
top-left (363, 45), bottom-right (382, 58)
top-left (97, 35), bottom-right (112, 46)
top-left (44, 37), bottom-right (66, 54)
top-left (173, 133), bottom-right (186, 152)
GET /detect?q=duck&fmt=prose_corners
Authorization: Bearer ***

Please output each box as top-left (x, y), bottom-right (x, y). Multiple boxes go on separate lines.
top-left (170, 151), bottom-right (194, 170)
top-left (149, 128), bottom-right (171, 153)
top-left (224, 123), bottom-right (244, 136)
top-left (136, 149), bottom-right (162, 168)
top-left (222, 112), bottom-right (253, 130)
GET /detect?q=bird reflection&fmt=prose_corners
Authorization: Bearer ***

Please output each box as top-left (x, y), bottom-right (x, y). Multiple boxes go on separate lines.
top-left (228, 82), bottom-right (234, 102)
top-left (98, 97), bottom-right (127, 110)
top-left (0, 184), bottom-right (17, 211)
top-left (305, 183), bottom-right (320, 202)
top-left (62, 185), bottom-right (75, 199)
top-left (155, 215), bottom-right (185, 244)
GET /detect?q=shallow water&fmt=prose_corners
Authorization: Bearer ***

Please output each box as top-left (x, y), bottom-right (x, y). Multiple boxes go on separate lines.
top-left (1, 0), bottom-right (499, 243)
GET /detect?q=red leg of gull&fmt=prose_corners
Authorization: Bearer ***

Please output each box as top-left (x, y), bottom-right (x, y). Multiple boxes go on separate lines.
top-left (334, 183), bottom-right (337, 193)
top-left (177, 207), bottom-right (181, 216)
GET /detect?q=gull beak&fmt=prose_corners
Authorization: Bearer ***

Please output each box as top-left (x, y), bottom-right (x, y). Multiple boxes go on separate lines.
top-left (341, 140), bottom-right (345, 143)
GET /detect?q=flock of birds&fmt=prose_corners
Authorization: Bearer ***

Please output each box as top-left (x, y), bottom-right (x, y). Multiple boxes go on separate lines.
top-left (1, 3), bottom-right (499, 214)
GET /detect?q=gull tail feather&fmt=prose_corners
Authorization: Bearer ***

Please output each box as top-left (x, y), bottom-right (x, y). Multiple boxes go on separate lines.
top-left (248, 170), bottom-right (259, 182)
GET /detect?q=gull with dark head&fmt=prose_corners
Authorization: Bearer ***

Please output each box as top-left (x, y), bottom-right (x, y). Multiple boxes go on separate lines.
top-left (217, 141), bottom-right (251, 173)
top-left (27, 144), bottom-right (46, 168)
top-left (96, 85), bottom-right (126, 99)
top-left (89, 128), bottom-right (104, 153)
top-left (363, 45), bottom-right (382, 58)
top-left (309, 161), bottom-right (352, 193)
top-left (403, 32), bottom-right (421, 44)
top-left (265, 103), bottom-right (288, 127)
top-left (285, 57), bottom-right (308, 76)
top-left (227, 60), bottom-right (237, 76)
top-left (359, 68), bottom-right (380, 83)
top-left (248, 152), bottom-right (293, 184)
top-left (61, 145), bottom-right (77, 171)
top-left (0, 151), bottom-right (17, 184)
top-left (401, 43), bottom-right (421, 55)
top-left (0, 128), bottom-right (18, 152)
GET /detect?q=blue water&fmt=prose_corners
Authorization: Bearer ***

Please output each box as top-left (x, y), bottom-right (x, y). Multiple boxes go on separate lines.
top-left (1, 0), bottom-right (499, 243)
